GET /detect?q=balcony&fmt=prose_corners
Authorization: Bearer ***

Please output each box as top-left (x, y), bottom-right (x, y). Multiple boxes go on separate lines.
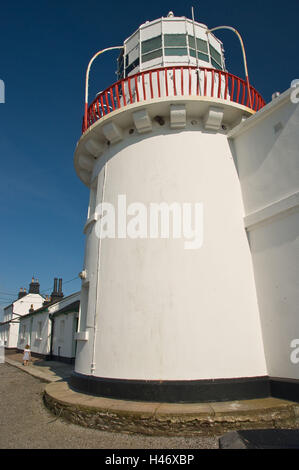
top-left (82, 65), bottom-right (266, 134)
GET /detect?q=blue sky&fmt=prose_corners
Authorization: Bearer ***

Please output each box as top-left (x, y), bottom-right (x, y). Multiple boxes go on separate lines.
top-left (0, 0), bottom-right (298, 317)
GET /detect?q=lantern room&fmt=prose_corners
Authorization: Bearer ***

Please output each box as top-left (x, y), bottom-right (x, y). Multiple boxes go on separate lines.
top-left (117, 12), bottom-right (225, 80)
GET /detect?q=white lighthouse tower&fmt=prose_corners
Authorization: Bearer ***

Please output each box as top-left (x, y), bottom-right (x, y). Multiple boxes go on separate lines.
top-left (72, 12), bottom-right (270, 402)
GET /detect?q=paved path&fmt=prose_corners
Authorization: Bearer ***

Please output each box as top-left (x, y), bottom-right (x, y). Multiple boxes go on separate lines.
top-left (0, 364), bottom-right (219, 449)
top-left (5, 351), bottom-right (73, 382)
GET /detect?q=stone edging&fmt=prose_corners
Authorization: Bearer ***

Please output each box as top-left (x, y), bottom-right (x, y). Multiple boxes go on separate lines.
top-left (44, 381), bottom-right (299, 437)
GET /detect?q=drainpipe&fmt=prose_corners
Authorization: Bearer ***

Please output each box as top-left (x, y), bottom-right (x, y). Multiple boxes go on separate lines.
top-left (48, 313), bottom-right (55, 361)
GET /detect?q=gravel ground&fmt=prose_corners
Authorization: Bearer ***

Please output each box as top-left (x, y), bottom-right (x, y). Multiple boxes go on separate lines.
top-left (0, 364), bottom-right (219, 449)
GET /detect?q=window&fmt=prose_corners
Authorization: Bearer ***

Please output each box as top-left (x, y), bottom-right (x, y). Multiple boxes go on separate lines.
top-left (165, 47), bottom-right (188, 56)
top-left (126, 57), bottom-right (140, 75)
top-left (141, 35), bottom-right (162, 54)
top-left (164, 34), bottom-right (187, 47)
top-left (211, 58), bottom-right (222, 70)
top-left (142, 49), bottom-right (162, 63)
top-left (188, 35), bottom-right (208, 54)
top-left (189, 49), bottom-right (209, 63)
top-left (188, 35), bottom-right (209, 64)
top-left (141, 35), bottom-right (163, 63)
top-left (209, 44), bottom-right (222, 68)
top-left (163, 34), bottom-right (188, 57)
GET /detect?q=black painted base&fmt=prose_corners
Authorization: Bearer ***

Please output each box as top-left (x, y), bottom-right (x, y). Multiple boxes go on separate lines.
top-left (270, 377), bottom-right (299, 403)
top-left (69, 372), bottom-right (271, 403)
top-left (16, 349), bottom-right (75, 365)
top-left (50, 354), bottom-right (75, 364)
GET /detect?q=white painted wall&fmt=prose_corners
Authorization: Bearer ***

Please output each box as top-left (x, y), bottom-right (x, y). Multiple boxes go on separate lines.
top-left (17, 310), bottom-right (51, 355)
top-left (230, 88), bottom-right (299, 379)
top-left (75, 125), bottom-right (267, 381)
top-left (17, 292), bottom-right (80, 359)
top-left (1, 294), bottom-right (44, 349)
top-left (52, 312), bottom-right (78, 360)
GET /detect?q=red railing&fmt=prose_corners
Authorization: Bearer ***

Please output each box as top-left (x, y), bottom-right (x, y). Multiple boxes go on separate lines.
top-left (82, 66), bottom-right (266, 134)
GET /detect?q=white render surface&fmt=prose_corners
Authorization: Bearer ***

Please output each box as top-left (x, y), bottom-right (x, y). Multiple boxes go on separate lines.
top-left (75, 114), bottom-right (267, 381)
top-left (17, 292), bottom-right (80, 359)
top-left (230, 88), bottom-right (299, 380)
top-left (0, 294), bottom-right (44, 349)
top-left (51, 312), bottom-right (78, 360)
top-left (18, 310), bottom-right (51, 354)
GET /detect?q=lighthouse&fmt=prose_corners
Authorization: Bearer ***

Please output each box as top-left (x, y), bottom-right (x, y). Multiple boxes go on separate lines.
top-left (71, 12), bottom-right (270, 403)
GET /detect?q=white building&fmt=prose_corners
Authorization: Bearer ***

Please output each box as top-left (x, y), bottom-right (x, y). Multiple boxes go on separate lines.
top-left (71, 12), bottom-right (298, 403)
top-left (229, 87), bottom-right (299, 400)
top-left (0, 278), bottom-right (44, 349)
top-left (18, 284), bottom-right (80, 364)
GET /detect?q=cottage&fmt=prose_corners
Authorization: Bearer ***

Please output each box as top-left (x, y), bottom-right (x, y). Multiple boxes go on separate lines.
top-left (18, 286), bottom-right (80, 364)
top-left (0, 278), bottom-right (44, 350)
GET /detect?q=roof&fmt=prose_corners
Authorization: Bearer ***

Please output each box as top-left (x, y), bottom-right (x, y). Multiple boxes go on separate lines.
top-left (19, 292), bottom-right (80, 321)
top-left (52, 300), bottom-right (80, 317)
top-left (0, 318), bottom-right (20, 326)
top-left (3, 292), bottom-right (45, 310)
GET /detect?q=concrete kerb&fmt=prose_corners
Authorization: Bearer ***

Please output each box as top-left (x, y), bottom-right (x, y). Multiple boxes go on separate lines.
top-left (44, 380), bottom-right (299, 437)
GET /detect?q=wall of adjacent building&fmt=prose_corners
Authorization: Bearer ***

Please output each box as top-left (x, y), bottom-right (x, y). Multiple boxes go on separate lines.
top-left (18, 311), bottom-right (51, 356)
top-left (230, 87), bottom-right (299, 380)
top-left (52, 312), bottom-right (78, 362)
top-left (1, 294), bottom-right (44, 349)
top-left (17, 292), bottom-right (80, 361)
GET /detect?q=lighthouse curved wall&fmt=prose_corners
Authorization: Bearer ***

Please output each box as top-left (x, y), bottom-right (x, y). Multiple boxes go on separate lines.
top-left (73, 114), bottom-right (267, 401)
top-left (72, 13), bottom-right (269, 403)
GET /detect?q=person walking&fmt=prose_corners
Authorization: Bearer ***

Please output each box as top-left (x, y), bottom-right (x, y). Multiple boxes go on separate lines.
top-left (23, 344), bottom-right (31, 366)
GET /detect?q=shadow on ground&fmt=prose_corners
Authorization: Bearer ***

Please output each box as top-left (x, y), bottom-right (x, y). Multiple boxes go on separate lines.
top-left (5, 350), bottom-right (73, 380)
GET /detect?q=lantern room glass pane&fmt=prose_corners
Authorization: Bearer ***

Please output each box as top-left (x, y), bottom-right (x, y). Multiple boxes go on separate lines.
top-left (189, 49), bottom-right (209, 63)
top-left (209, 44), bottom-right (222, 66)
top-left (188, 36), bottom-right (208, 53)
top-left (164, 34), bottom-right (187, 47)
top-left (211, 58), bottom-right (222, 70)
top-left (126, 57), bottom-right (140, 75)
top-left (164, 47), bottom-right (188, 56)
top-left (141, 35), bottom-right (162, 54)
top-left (142, 49), bottom-right (162, 62)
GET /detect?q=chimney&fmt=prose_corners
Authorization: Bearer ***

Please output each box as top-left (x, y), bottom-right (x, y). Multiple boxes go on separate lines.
top-left (50, 277), bottom-right (63, 303)
top-left (18, 288), bottom-right (27, 299)
top-left (29, 277), bottom-right (40, 294)
top-left (58, 278), bottom-right (63, 296)
top-left (43, 295), bottom-right (51, 306)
